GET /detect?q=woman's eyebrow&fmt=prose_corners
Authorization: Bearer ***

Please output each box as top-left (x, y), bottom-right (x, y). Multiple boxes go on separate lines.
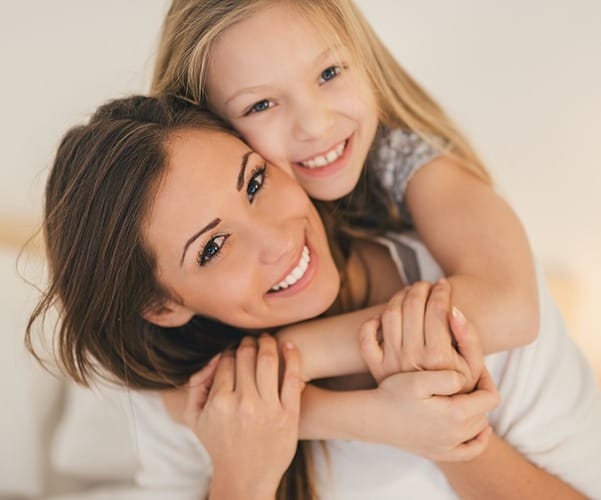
top-left (179, 150), bottom-right (253, 266)
top-left (180, 218), bottom-right (221, 267)
top-left (237, 150), bottom-right (253, 191)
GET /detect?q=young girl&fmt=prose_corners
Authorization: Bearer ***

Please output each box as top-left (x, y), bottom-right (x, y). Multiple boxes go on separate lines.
top-left (27, 95), bottom-right (598, 499)
top-left (151, 0), bottom-right (540, 354)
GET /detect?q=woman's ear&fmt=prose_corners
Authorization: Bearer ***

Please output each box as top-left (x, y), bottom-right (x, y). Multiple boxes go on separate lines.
top-left (142, 299), bottom-right (195, 327)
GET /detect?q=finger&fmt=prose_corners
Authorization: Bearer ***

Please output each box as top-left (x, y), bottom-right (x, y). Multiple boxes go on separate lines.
top-left (183, 355), bottom-right (222, 425)
top-left (447, 425), bottom-right (492, 462)
top-left (424, 280), bottom-right (454, 367)
top-left (406, 369), bottom-right (466, 398)
top-left (255, 334), bottom-right (280, 400)
top-left (448, 373), bottom-right (500, 416)
top-left (401, 282), bottom-right (431, 367)
top-left (450, 306), bottom-right (484, 379)
top-left (187, 353), bottom-right (221, 390)
top-left (209, 350), bottom-right (236, 398)
top-left (359, 317), bottom-right (385, 382)
top-left (475, 367), bottom-right (500, 408)
top-left (235, 336), bottom-right (258, 395)
top-left (381, 290), bottom-right (406, 367)
top-left (279, 341), bottom-right (302, 415)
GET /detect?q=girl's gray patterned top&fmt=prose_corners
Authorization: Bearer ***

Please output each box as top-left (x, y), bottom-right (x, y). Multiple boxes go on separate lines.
top-left (368, 128), bottom-right (444, 211)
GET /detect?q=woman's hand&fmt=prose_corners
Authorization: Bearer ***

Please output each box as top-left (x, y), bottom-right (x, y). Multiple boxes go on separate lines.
top-left (359, 280), bottom-right (482, 393)
top-left (184, 335), bottom-right (303, 499)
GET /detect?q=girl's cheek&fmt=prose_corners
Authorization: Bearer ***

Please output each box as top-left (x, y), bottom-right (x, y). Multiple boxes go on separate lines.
top-left (272, 161), bottom-right (295, 178)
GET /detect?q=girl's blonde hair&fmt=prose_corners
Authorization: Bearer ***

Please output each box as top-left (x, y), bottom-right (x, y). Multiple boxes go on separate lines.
top-left (152, 0), bottom-right (491, 182)
top-left (150, 2), bottom-right (492, 497)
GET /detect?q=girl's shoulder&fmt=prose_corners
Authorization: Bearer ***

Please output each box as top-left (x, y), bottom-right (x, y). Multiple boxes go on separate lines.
top-left (368, 127), bottom-right (445, 203)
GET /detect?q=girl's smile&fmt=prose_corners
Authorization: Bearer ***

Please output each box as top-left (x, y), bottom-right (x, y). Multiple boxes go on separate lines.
top-left (206, 2), bottom-right (379, 201)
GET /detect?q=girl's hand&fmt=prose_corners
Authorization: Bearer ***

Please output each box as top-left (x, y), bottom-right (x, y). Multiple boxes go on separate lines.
top-left (184, 335), bottom-right (303, 498)
top-left (357, 280), bottom-right (499, 461)
top-left (359, 279), bottom-right (482, 393)
top-left (357, 367), bottom-right (497, 461)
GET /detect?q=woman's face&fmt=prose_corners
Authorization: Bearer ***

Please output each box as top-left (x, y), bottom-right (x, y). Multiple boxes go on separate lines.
top-left (143, 127), bottom-right (340, 329)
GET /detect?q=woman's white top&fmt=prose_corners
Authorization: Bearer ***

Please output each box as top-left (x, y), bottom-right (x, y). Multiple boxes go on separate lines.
top-left (129, 233), bottom-right (601, 499)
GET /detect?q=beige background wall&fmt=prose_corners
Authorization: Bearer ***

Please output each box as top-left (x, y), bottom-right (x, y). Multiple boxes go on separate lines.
top-left (1, 1), bottom-right (599, 376)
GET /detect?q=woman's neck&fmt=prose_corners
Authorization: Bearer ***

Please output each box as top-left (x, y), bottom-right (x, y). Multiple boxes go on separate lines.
top-left (346, 238), bottom-right (405, 309)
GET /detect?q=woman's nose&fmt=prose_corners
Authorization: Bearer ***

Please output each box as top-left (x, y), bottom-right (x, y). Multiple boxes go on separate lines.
top-left (254, 220), bottom-right (296, 265)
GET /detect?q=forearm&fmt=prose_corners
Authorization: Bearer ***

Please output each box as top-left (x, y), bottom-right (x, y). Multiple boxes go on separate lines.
top-left (406, 157), bottom-right (540, 353)
top-left (446, 273), bottom-right (539, 354)
top-left (209, 475), bottom-right (277, 500)
top-left (438, 433), bottom-right (585, 499)
top-left (277, 304), bottom-right (385, 381)
top-left (298, 384), bottom-right (375, 441)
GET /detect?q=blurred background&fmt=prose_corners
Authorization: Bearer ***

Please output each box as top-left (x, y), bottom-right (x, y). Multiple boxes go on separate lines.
top-left (0, 2), bottom-right (599, 498)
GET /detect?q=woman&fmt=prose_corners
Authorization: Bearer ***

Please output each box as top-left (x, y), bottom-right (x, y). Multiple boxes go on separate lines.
top-left (27, 94), bottom-right (598, 499)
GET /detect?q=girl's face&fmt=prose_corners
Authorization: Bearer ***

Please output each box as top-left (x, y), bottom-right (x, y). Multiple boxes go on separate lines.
top-left (205, 3), bottom-right (379, 202)
top-left (143, 128), bottom-right (340, 330)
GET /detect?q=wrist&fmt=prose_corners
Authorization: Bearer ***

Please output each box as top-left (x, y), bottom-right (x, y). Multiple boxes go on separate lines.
top-left (210, 472), bottom-right (278, 500)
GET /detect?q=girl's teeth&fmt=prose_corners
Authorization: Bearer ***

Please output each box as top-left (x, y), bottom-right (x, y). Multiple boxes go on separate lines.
top-left (270, 246), bottom-right (311, 292)
top-left (300, 141), bottom-right (346, 169)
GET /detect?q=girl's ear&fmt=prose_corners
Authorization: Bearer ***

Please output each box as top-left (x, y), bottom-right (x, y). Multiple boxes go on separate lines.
top-left (142, 299), bottom-right (195, 328)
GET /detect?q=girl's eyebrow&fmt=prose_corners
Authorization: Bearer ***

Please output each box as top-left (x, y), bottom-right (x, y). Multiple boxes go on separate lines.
top-left (223, 45), bottom-right (344, 107)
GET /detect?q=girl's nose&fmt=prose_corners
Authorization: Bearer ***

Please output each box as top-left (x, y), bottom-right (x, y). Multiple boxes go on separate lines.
top-left (292, 93), bottom-right (335, 141)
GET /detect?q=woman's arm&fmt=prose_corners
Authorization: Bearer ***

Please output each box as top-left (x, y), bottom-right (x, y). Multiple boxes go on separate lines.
top-left (185, 336), bottom-right (302, 500)
top-left (405, 156), bottom-right (539, 352)
top-left (437, 433), bottom-right (586, 499)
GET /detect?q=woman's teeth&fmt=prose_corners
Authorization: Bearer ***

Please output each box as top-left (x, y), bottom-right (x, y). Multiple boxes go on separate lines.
top-left (299, 141), bottom-right (345, 168)
top-left (270, 246), bottom-right (310, 292)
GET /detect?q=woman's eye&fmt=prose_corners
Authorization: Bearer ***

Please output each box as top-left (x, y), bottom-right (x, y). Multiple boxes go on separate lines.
top-left (319, 65), bottom-right (342, 84)
top-left (198, 235), bottom-right (228, 266)
top-left (247, 99), bottom-right (272, 114)
top-left (247, 166), bottom-right (266, 203)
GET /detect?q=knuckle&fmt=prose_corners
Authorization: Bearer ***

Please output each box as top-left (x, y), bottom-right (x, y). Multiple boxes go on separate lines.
top-left (382, 304), bottom-right (400, 321)
top-left (424, 348), bottom-right (446, 369)
top-left (449, 405), bottom-right (466, 424)
top-left (257, 348), bottom-right (278, 364)
top-left (237, 339), bottom-right (257, 355)
top-left (239, 397), bottom-right (257, 417)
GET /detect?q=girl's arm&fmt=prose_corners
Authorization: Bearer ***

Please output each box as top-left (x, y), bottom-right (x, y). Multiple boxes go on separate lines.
top-left (405, 156), bottom-right (539, 352)
top-left (437, 432), bottom-right (586, 499)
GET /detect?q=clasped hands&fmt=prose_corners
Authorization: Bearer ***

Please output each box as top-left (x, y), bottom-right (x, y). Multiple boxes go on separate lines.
top-left (166, 279), bottom-right (499, 474)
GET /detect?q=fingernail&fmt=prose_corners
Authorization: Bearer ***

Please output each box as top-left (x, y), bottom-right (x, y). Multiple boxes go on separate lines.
top-left (437, 278), bottom-right (448, 285)
top-left (452, 306), bottom-right (465, 325)
top-left (283, 341), bottom-right (295, 350)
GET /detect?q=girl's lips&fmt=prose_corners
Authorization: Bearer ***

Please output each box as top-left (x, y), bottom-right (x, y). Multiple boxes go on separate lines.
top-left (292, 134), bottom-right (354, 179)
top-left (265, 239), bottom-right (318, 298)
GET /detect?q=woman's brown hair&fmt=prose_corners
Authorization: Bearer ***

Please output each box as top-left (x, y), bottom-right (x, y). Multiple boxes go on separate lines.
top-left (26, 94), bottom-right (338, 499)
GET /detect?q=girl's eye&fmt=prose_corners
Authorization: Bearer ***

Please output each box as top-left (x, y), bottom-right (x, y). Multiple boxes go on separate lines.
top-left (198, 234), bottom-right (229, 266)
top-left (247, 99), bottom-right (273, 115)
top-left (319, 65), bottom-right (342, 84)
top-left (247, 165), bottom-right (267, 203)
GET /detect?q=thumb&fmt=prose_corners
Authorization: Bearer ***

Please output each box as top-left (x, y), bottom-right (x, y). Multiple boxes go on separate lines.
top-left (450, 307), bottom-right (483, 379)
top-left (279, 342), bottom-right (303, 415)
top-left (407, 369), bottom-right (466, 398)
top-left (359, 317), bottom-right (385, 383)
top-left (183, 354), bottom-right (221, 428)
